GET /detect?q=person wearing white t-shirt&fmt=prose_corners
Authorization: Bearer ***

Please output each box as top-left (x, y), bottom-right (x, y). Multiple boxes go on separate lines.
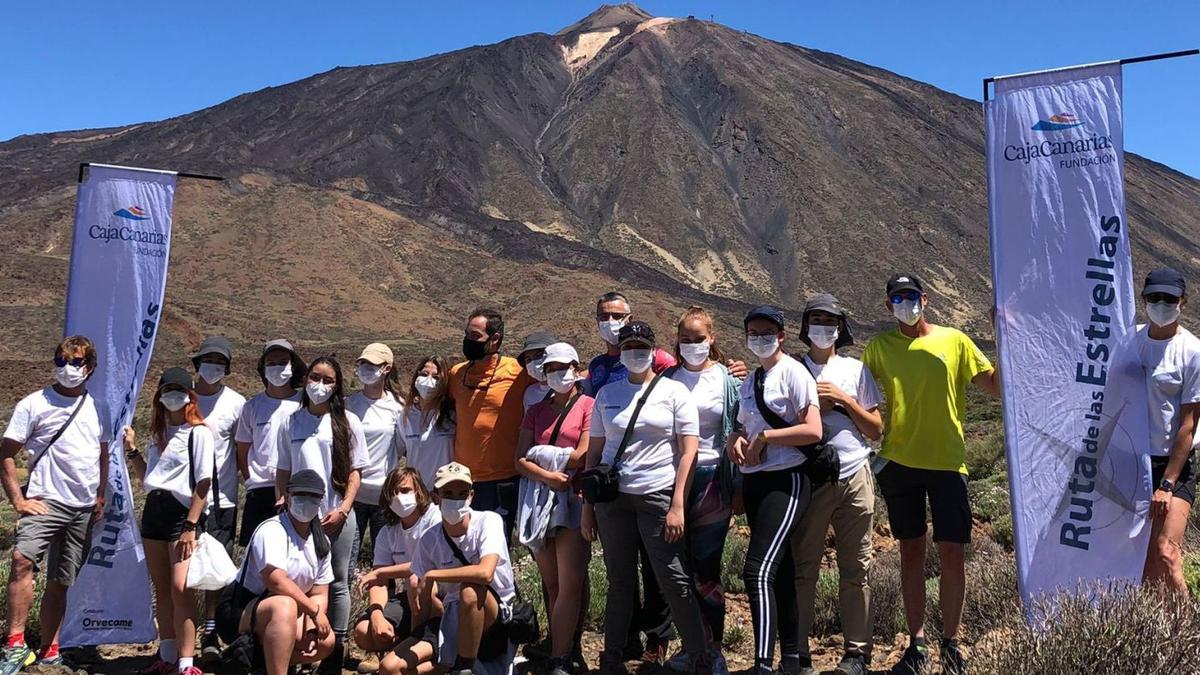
top-left (274, 356), bottom-right (368, 675)
top-left (235, 339), bottom-right (306, 547)
top-left (124, 368), bottom-right (216, 675)
top-left (1, 336), bottom-right (107, 672)
top-left (1137, 268), bottom-right (1200, 593)
top-left (234, 469), bottom-right (336, 675)
top-left (189, 336), bottom-right (247, 663)
top-left (382, 462), bottom-right (516, 675)
top-left (353, 467), bottom-right (440, 671)
top-left (398, 356), bottom-right (456, 490)
top-left (728, 306), bottom-right (822, 675)
top-left (347, 343), bottom-right (406, 572)
top-left (791, 294), bottom-right (883, 675)
top-left (582, 321), bottom-right (711, 675)
top-left (667, 307), bottom-right (740, 670)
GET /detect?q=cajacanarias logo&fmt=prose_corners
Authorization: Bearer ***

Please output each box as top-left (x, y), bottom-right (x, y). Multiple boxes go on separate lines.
top-left (113, 205), bottom-right (150, 221)
top-left (1032, 112), bottom-right (1084, 132)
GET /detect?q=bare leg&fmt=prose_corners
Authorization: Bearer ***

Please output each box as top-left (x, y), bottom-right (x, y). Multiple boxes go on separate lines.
top-left (1149, 498), bottom-right (1192, 593)
top-left (533, 541), bottom-right (561, 655)
top-left (380, 636), bottom-right (436, 675)
top-left (936, 541), bottom-right (965, 640)
top-left (170, 545), bottom-right (197, 659)
top-left (5, 551), bottom-right (35, 640)
top-left (552, 530), bottom-right (588, 659)
top-left (252, 596), bottom-right (300, 675)
top-left (456, 583), bottom-right (499, 660)
top-left (898, 536), bottom-right (927, 640)
top-left (37, 580), bottom-right (69, 648)
top-left (144, 540), bottom-right (177, 642)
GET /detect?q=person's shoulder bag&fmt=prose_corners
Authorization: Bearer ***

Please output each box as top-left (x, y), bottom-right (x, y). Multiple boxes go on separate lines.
top-left (580, 375), bottom-right (664, 504)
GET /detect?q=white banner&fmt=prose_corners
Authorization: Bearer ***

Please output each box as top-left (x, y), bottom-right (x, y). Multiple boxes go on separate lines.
top-left (61, 164), bottom-right (176, 647)
top-left (987, 64), bottom-right (1151, 611)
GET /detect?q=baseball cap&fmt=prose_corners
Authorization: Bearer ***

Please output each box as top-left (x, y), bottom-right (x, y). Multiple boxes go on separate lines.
top-left (886, 274), bottom-right (924, 296)
top-left (518, 330), bottom-right (556, 365)
top-left (288, 469), bottom-right (326, 497)
top-left (617, 321), bottom-right (656, 348)
top-left (263, 338), bottom-right (299, 357)
top-left (434, 462), bottom-right (474, 489)
top-left (158, 367), bottom-right (194, 392)
top-left (358, 343), bottom-right (394, 366)
top-left (744, 305), bottom-right (785, 330)
top-left (1143, 268), bottom-right (1185, 298)
top-left (192, 336), bottom-right (232, 364)
top-left (541, 342), bottom-right (579, 366)
top-left (803, 293), bottom-right (845, 317)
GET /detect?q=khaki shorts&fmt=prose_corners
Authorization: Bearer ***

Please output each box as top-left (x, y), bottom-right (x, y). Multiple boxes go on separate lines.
top-left (14, 499), bottom-right (93, 586)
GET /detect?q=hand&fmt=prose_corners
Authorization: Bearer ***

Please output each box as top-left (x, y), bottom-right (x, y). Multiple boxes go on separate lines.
top-left (175, 529), bottom-right (197, 560)
top-left (92, 495), bottom-right (106, 524)
top-left (728, 435), bottom-right (748, 466)
top-left (664, 504), bottom-right (685, 543)
top-left (545, 471), bottom-right (571, 491)
top-left (725, 359), bottom-right (748, 380)
top-left (744, 433), bottom-right (767, 466)
top-left (370, 612), bottom-right (395, 644)
top-left (816, 381), bottom-right (849, 407)
top-left (313, 611), bottom-right (332, 640)
top-left (357, 570), bottom-right (380, 595)
top-left (121, 426), bottom-right (136, 452)
top-left (17, 497), bottom-right (50, 517)
top-left (274, 498), bottom-right (287, 514)
top-left (299, 622), bottom-right (319, 659)
top-left (581, 505), bottom-right (598, 543)
top-left (1152, 488), bottom-right (1172, 519)
top-left (321, 509), bottom-right (347, 535)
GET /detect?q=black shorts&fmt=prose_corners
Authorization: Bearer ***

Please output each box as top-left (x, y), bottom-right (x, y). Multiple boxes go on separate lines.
top-left (240, 487), bottom-right (278, 547)
top-left (360, 593), bottom-right (413, 638)
top-left (876, 461), bottom-right (971, 543)
top-left (206, 506), bottom-right (238, 558)
top-left (409, 615), bottom-right (443, 650)
top-left (141, 490), bottom-right (202, 542)
top-left (1151, 453), bottom-right (1196, 505)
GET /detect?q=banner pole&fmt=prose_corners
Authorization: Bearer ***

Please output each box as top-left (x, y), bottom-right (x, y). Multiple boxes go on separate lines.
top-left (78, 162), bottom-right (223, 182)
top-left (982, 48), bottom-right (1197, 101)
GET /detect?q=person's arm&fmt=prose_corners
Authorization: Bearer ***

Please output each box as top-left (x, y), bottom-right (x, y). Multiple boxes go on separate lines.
top-left (264, 565), bottom-right (323, 619)
top-left (757, 404), bottom-right (823, 447)
top-left (123, 427), bottom-right (149, 481)
top-left (972, 368), bottom-right (1001, 398)
top-left (93, 442), bottom-right (109, 523)
top-left (177, 431), bottom-right (213, 560)
top-left (816, 382), bottom-right (884, 441)
top-left (0, 438), bottom-right (48, 516)
top-left (667, 434), bottom-right (698, 543)
top-left (1153, 401), bottom-right (1200, 517)
top-left (273, 421), bottom-right (292, 506)
top-left (566, 408), bottom-right (592, 469)
top-left (423, 552), bottom-right (500, 587)
top-left (323, 470), bottom-right (360, 534)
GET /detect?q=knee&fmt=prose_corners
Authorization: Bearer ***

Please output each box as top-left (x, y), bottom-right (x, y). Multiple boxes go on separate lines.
top-left (1156, 540), bottom-right (1182, 571)
top-left (380, 654), bottom-right (407, 675)
top-left (353, 621), bottom-right (371, 649)
top-left (10, 551), bottom-right (34, 578)
top-left (264, 595), bottom-right (300, 623)
top-left (460, 583), bottom-right (486, 609)
top-left (314, 630), bottom-right (336, 659)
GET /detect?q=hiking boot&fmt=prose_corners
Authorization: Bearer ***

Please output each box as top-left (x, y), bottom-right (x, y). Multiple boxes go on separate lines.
top-left (940, 640), bottom-right (966, 675)
top-left (0, 645), bottom-right (34, 675)
top-left (835, 652), bottom-right (868, 675)
top-left (200, 630), bottom-right (222, 663)
top-left (890, 642), bottom-right (930, 675)
top-left (357, 651), bottom-right (381, 674)
top-left (599, 650), bottom-right (629, 675)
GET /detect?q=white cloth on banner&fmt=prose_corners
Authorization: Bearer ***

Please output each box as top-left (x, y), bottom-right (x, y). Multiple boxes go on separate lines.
top-left (986, 63), bottom-right (1151, 611)
top-left (62, 164), bottom-right (177, 646)
top-left (516, 444), bottom-right (572, 551)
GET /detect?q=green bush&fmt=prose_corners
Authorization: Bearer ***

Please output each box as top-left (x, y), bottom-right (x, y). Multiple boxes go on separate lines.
top-left (587, 547), bottom-right (608, 629)
top-left (1184, 553), bottom-right (1200, 597)
top-left (809, 568), bottom-right (842, 637)
top-left (721, 526), bottom-right (749, 594)
top-left (992, 513), bottom-right (1014, 550)
top-left (968, 472), bottom-right (1010, 523)
top-left (870, 551), bottom-right (907, 639)
top-left (965, 432), bottom-right (1006, 481)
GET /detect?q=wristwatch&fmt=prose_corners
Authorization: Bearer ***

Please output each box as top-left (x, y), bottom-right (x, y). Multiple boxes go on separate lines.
top-left (368, 603), bottom-right (384, 617)
top-left (181, 520), bottom-right (198, 533)
top-left (1159, 478), bottom-right (1176, 492)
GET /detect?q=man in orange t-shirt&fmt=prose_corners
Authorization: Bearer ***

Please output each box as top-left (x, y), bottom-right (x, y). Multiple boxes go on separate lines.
top-left (448, 308), bottom-right (533, 540)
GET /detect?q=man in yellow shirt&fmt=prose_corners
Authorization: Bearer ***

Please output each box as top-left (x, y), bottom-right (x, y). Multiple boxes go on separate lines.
top-left (862, 274), bottom-right (999, 675)
top-left (448, 308), bottom-right (533, 542)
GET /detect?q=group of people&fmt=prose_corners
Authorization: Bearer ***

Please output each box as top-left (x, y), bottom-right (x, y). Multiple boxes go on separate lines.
top-left (2, 268), bottom-right (1196, 675)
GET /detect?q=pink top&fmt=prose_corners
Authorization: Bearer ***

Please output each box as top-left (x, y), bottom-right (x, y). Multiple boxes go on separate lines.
top-left (521, 394), bottom-right (595, 450)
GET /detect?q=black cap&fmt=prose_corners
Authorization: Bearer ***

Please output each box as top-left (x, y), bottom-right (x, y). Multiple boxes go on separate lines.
top-left (288, 469), bottom-right (326, 497)
top-left (192, 336), bottom-right (232, 371)
top-left (885, 274), bottom-right (924, 296)
top-left (518, 330), bottom-right (556, 365)
top-left (1143, 268), bottom-right (1185, 298)
top-left (744, 305), bottom-right (785, 330)
top-left (158, 367), bottom-right (194, 392)
top-left (800, 293), bottom-right (854, 349)
top-left (617, 321), bottom-right (656, 347)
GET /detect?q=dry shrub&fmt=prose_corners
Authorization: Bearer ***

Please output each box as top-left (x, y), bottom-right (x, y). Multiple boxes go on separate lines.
top-left (979, 585), bottom-right (1200, 673)
top-left (810, 568), bottom-right (842, 637)
top-left (870, 550), bottom-right (907, 639)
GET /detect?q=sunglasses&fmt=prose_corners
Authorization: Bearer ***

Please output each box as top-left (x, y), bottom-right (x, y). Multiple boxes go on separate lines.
top-left (1144, 293), bottom-right (1180, 304)
top-left (597, 311), bottom-right (630, 322)
top-left (54, 356), bottom-right (88, 368)
top-left (889, 291), bottom-right (921, 304)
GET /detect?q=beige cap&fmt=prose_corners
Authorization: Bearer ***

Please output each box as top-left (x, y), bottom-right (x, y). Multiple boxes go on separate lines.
top-left (358, 342), bottom-right (394, 366)
top-left (433, 462), bottom-right (473, 489)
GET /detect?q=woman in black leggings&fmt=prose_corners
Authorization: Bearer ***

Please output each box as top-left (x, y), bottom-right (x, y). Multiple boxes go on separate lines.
top-left (728, 306), bottom-right (823, 674)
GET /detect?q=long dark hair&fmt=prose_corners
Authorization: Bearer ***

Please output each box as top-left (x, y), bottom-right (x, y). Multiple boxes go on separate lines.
top-left (378, 466), bottom-right (433, 527)
top-left (301, 355), bottom-right (352, 496)
top-left (383, 363), bottom-right (405, 403)
top-left (406, 356), bottom-right (454, 432)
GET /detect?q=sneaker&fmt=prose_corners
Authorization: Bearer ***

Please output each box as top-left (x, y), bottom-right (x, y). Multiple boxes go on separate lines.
top-left (548, 656), bottom-right (573, 675)
top-left (599, 651), bottom-right (629, 675)
top-left (180, 667), bottom-right (203, 675)
top-left (835, 652), bottom-right (868, 675)
top-left (200, 630), bottom-right (222, 663)
top-left (666, 650), bottom-right (690, 671)
top-left (0, 645), bottom-right (34, 675)
top-left (941, 640), bottom-right (966, 675)
top-left (357, 652), bottom-right (381, 674)
top-left (641, 638), bottom-right (669, 666)
top-left (522, 637), bottom-right (552, 662)
top-left (890, 643), bottom-right (930, 675)
top-left (138, 658), bottom-right (176, 675)
top-left (620, 637), bottom-right (644, 662)
top-left (36, 653), bottom-right (64, 668)
top-left (779, 654), bottom-right (804, 675)
top-left (710, 652), bottom-right (729, 675)
top-left (794, 654), bottom-right (818, 675)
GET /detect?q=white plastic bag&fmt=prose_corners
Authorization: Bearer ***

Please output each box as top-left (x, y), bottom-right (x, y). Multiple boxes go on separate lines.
top-left (186, 532), bottom-right (238, 590)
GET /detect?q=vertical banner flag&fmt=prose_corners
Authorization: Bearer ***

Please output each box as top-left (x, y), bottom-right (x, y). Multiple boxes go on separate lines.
top-left (987, 64), bottom-right (1151, 611)
top-left (61, 164), bottom-right (177, 646)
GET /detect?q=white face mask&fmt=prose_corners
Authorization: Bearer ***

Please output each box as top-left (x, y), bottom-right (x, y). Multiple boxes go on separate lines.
top-left (264, 363), bottom-right (293, 387)
top-left (440, 497), bottom-right (471, 524)
top-left (747, 335), bottom-right (780, 359)
top-left (306, 381), bottom-right (334, 405)
top-left (197, 363), bottom-right (226, 385)
top-left (289, 495), bottom-right (322, 522)
top-left (1147, 301), bottom-right (1181, 328)
top-left (546, 367), bottom-right (578, 394)
top-left (620, 349), bottom-right (654, 374)
top-left (414, 375), bottom-right (439, 399)
top-left (525, 357), bottom-right (546, 383)
top-left (55, 364), bottom-right (88, 389)
top-left (807, 325), bottom-right (839, 350)
top-left (893, 299), bottom-right (923, 326)
top-left (390, 492), bottom-right (418, 518)
top-left (160, 391), bottom-right (190, 412)
top-left (678, 341), bottom-right (711, 367)
top-left (357, 364), bottom-right (383, 385)
top-left (598, 319), bottom-right (627, 346)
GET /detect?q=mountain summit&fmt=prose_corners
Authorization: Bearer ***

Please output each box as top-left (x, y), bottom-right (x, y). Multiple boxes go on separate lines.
top-left (1, 5), bottom-right (1198, 375)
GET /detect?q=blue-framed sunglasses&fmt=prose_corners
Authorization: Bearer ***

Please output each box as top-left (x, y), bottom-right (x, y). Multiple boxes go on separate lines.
top-left (889, 291), bottom-right (921, 304)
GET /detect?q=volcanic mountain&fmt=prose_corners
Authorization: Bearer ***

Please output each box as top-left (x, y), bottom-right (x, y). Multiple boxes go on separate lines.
top-left (2, 3), bottom-right (1199, 400)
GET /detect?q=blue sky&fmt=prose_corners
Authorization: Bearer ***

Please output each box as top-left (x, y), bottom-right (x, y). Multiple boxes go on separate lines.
top-left (2, 1), bottom-right (1197, 177)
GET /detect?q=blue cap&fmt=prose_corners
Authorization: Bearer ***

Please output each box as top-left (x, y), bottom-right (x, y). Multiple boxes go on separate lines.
top-left (744, 305), bottom-right (785, 330)
top-left (1143, 268), bottom-right (1185, 298)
